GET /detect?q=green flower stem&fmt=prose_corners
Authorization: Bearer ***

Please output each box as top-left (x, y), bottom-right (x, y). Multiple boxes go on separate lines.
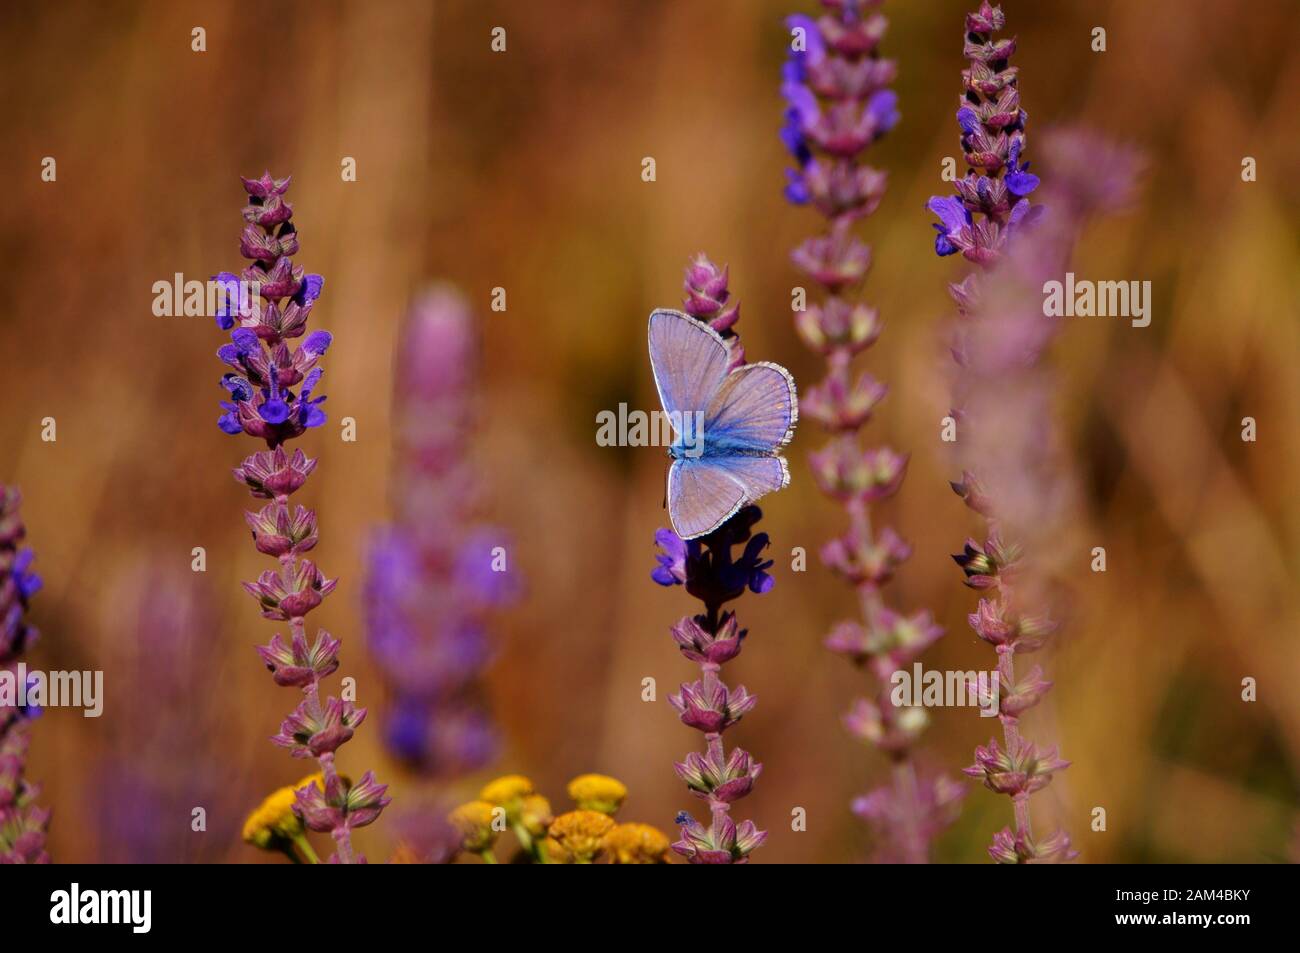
top-left (292, 831), bottom-right (321, 865)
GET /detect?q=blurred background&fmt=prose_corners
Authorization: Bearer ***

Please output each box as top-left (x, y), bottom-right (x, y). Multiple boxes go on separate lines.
top-left (1, 0), bottom-right (1297, 863)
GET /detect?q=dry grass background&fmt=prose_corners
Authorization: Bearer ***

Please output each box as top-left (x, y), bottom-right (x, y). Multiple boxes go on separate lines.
top-left (0, 0), bottom-right (1296, 862)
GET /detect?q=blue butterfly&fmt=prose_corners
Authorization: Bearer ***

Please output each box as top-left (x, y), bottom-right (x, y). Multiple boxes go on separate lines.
top-left (648, 308), bottom-right (798, 539)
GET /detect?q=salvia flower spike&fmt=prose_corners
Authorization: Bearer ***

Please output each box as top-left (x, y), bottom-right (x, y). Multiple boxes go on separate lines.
top-left (216, 173), bottom-right (388, 863)
top-left (653, 261), bottom-right (774, 863)
top-left (784, 0), bottom-right (962, 861)
top-left (928, 5), bottom-right (1081, 863)
top-left (0, 487), bottom-right (49, 863)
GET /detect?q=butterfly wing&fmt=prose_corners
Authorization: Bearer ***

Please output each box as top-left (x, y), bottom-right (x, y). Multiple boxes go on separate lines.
top-left (667, 458), bottom-right (747, 539)
top-left (704, 361), bottom-right (798, 453)
top-left (650, 311), bottom-right (798, 538)
top-left (648, 309), bottom-right (731, 419)
top-left (668, 456), bottom-right (791, 539)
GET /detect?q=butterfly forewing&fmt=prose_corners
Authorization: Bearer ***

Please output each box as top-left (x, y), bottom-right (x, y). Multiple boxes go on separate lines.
top-left (703, 361), bottom-right (798, 453)
top-left (648, 309), bottom-right (731, 422)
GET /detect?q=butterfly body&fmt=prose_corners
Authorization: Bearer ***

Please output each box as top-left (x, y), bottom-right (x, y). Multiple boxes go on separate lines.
top-left (648, 309), bottom-right (798, 539)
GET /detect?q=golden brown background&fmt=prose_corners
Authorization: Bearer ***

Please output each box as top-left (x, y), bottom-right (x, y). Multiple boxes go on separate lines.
top-left (1, 0), bottom-right (1297, 862)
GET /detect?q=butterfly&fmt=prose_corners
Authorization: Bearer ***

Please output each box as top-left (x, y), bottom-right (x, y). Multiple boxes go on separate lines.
top-left (648, 308), bottom-right (798, 539)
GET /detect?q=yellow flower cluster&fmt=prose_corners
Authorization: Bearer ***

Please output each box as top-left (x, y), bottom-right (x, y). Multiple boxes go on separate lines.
top-left (449, 772), bottom-right (670, 864)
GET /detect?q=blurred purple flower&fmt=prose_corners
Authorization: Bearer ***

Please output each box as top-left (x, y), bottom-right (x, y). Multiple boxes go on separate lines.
top-left (0, 486), bottom-right (49, 864)
top-left (928, 8), bottom-right (1136, 864)
top-left (364, 285), bottom-right (518, 778)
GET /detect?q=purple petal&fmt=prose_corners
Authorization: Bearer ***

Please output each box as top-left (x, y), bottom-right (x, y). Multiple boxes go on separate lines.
top-left (781, 83), bottom-right (819, 126)
top-left (295, 274), bottom-right (324, 306)
top-left (302, 330), bottom-right (332, 356)
top-left (868, 90), bottom-right (900, 134)
top-left (302, 402), bottom-right (327, 428)
top-left (259, 400), bottom-right (290, 424)
top-left (1006, 170), bottom-right (1040, 197)
top-left (783, 169), bottom-right (810, 205)
top-left (222, 375), bottom-right (252, 400)
top-left (926, 196), bottom-right (969, 233)
top-left (301, 367), bottom-right (323, 396)
top-left (933, 225), bottom-right (959, 257)
top-left (651, 567), bottom-right (678, 586)
top-left (231, 329), bottom-right (259, 353)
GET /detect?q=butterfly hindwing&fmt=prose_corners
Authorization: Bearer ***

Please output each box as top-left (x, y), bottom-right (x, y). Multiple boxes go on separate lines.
top-left (667, 457), bottom-right (749, 540)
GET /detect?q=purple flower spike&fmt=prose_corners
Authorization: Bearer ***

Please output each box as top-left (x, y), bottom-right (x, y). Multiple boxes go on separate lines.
top-left (927, 4), bottom-right (1116, 863)
top-left (654, 257), bottom-right (782, 863)
top-left (784, 1), bottom-right (961, 861)
top-left (925, 2), bottom-right (1045, 264)
top-left (214, 174), bottom-right (387, 862)
top-left (214, 180), bottom-right (331, 445)
top-left (363, 285), bottom-right (519, 778)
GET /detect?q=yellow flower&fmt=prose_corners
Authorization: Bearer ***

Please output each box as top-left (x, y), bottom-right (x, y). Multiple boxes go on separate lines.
top-left (518, 794), bottom-right (554, 838)
top-left (566, 773), bottom-right (628, 815)
top-left (448, 800), bottom-right (501, 854)
top-left (546, 809), bottom-right (615, 863)
top-left (479, 774), bottom-right (536, 822)
top-left (602, 822), bottom-right (671, 864)
top-left (480, 774), bottom-right (535, 804)
top-left (242, 773), bottom-right (324, 850)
